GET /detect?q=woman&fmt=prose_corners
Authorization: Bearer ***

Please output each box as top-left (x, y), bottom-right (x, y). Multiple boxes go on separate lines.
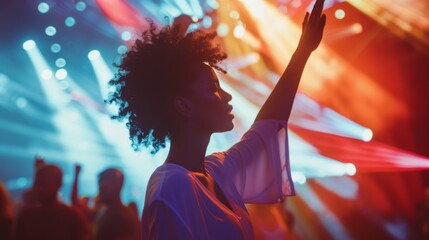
top-left (108, 0), bottom-right (326, 239)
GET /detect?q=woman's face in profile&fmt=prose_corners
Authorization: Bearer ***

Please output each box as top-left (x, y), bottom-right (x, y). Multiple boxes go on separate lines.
top-left (186, 63), bottom-right (234, 133)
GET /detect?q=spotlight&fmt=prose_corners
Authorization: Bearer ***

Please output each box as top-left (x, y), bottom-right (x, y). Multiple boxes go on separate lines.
top-left (345, 163), bottom-right (356, 176)
top-left (362, 128), bottom-right (373, 142)
top-left (88, 50), bottom-right (100, 61)
top-left (23, 40), bottom-right (36, 51)
top-left (41, 69), bottom-right (53, 79)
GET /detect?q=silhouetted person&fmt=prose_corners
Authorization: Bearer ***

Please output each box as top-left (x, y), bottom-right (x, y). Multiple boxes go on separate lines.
top-left (13, 164), bottom-right (90, 240)
top-left (71, 164), bottom-right (99, 222)
top-left (21, 156), bottom-right (46, 207)
top-left (0, 182), bottom-right (13, 240)
top-left (93, 168), bottom-right (140, 240)
top-left (107, 0), bottom-right (326, 238)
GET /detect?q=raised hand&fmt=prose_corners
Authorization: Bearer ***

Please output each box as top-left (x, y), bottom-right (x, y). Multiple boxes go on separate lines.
top-left (298, 0), bottom-right (326, 53)
top-left (75, 164), bottom-right (82, 175)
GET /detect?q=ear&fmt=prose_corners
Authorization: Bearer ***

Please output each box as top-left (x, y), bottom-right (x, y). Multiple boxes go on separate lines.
top-left (173, 96), bottom-right (193, 118)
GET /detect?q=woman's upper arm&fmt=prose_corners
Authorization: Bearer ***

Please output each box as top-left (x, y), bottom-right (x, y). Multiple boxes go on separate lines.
top-left (142, 200), bottom-right (192, 240)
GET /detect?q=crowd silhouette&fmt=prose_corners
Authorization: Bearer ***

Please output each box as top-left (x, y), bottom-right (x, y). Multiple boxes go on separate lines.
top-left (0, 157), bottom-right (141, 240)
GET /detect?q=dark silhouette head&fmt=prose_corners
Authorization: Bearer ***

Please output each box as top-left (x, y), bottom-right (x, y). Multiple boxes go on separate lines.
top-left (107, 19), bottom-right (231, 154)
top-left (33, 164), bottom-right (63, 203)
top-left (98, 168), bottom-right (124, 205)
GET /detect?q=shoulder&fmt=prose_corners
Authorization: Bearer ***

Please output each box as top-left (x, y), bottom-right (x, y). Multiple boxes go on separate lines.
top-left (146, 164), bottom-right (197, 203)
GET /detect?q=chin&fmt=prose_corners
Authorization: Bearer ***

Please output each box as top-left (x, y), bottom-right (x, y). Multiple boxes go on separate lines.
top-left (217, 119), bottom-right (234, 132)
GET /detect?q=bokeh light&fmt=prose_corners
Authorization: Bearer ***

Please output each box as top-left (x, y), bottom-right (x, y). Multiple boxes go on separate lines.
top-left (16, 97), bottom-right (28, 108)
top-left (335, 9), bottom-right (346, 19)
top-left (65, 17), bottom-right (76, 27)
top-left (217, 23), bottom-right (229, 37)
top-left (37, 2), bottom-right (50, 14)
top-left (55, 58), bottom-right (66, 68)
top-left (75, 1), bottom-right (87, 11)
top-left (50, 43), bottom-right (61, 53)
top-left (229, 10), bottom-right (239, 19)
top-left (55, 69), bottom-right (68, 80)
top-left (117, 45), bottom-right (127, 55)
top-left (202, 16), bottom-right (212, 28)
top-left (121, 31), bottom-right (132, 41)
top-left (45, 26), bottom-right (57, 36)
top-left (233, 25), bottom-right (245, 38)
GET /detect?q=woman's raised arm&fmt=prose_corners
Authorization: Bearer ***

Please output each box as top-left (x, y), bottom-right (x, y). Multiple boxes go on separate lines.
top-left (255, 0), bottom-right (326, 122)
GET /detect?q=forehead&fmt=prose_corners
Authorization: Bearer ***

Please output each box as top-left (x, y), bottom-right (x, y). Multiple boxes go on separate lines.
top-left (191, 62), bottom-right (218, 85)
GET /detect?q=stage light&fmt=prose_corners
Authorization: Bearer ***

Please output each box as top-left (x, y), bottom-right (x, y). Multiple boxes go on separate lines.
top-left (217, 23), bottom-right (229, 37)
top-left (55, 69), bottom-right (67, 80)
top-left (315, 176), bottom-right (358, 200)
top-left (23, 40), bottom-right (36, 51)
top-left (41, 69), bottom-right (53, 79)
top-left (16, 97), bottom-right (28, 108)
top-left (202, 16), bottom-right (212, 28)
top-left (206, 0), bottom-right (219, 9)
top-left (55, 58), bottom-right (66, 68)
top-left (345, 163), bottom-right (356, 176)
top-left (38, 2), bottom-right (50, 14)
top-left (45, 26), bottom-right (57, 36)
top-left (75, 1), bottom-right (87, 11)
top-left (23, 42), bottom-right (66, 106)
top-left (229, 10), bottom-right (239, 19)
top-left (351, 23), bottom-right (363, 34)
top-left (121, 31), bottom-right (132, 41)
top-left (117, 45), bottom-right (127, 54)
top-left (191, 16), bottom-right (199, 22)
top-left (65, 17), bottom-right (76, 27)
top-left (233, 24), bottom-right (245, 38)
top-left (87, 50), bottom-right (114, 102)
top-left (362, 128), bottom-right (373, 142)
top-left (88, 50), bottom-right (100, 61)
top-left (335, 9), bottom-right (345, 19)
top-left (50, 43), bottom-right (61, 53)
top-left (292, 172), bottom-right (307, 184)
top-left (298, 184), bottom-right (352, 239)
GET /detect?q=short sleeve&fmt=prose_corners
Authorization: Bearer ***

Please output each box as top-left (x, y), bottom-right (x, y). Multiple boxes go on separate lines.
top-left (141, 200), bottom-right (193, 240)
top-left (206, 120), bottom-right (295, 203)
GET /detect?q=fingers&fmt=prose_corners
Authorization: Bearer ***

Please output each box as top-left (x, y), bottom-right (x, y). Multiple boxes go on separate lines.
top-left (302, 12), bottom-right (309, 29)
top-left (309, 0), bottom-right (325, 24)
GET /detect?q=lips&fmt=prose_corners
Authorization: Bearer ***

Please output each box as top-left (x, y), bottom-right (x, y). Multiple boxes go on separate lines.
top-left (226, 105), bottom-right (233, 114)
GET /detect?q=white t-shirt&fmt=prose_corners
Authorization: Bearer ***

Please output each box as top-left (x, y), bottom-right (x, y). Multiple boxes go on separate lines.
top-left (141, 120), bottom-right (295, 240)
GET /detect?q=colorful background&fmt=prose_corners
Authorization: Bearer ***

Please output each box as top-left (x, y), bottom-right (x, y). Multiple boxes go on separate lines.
top-left (1, 0), bottom-right (428, 239)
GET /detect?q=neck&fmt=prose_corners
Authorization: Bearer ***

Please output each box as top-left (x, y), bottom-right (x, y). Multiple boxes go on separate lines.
top-left (165, 125), bottom-right (211, 173)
